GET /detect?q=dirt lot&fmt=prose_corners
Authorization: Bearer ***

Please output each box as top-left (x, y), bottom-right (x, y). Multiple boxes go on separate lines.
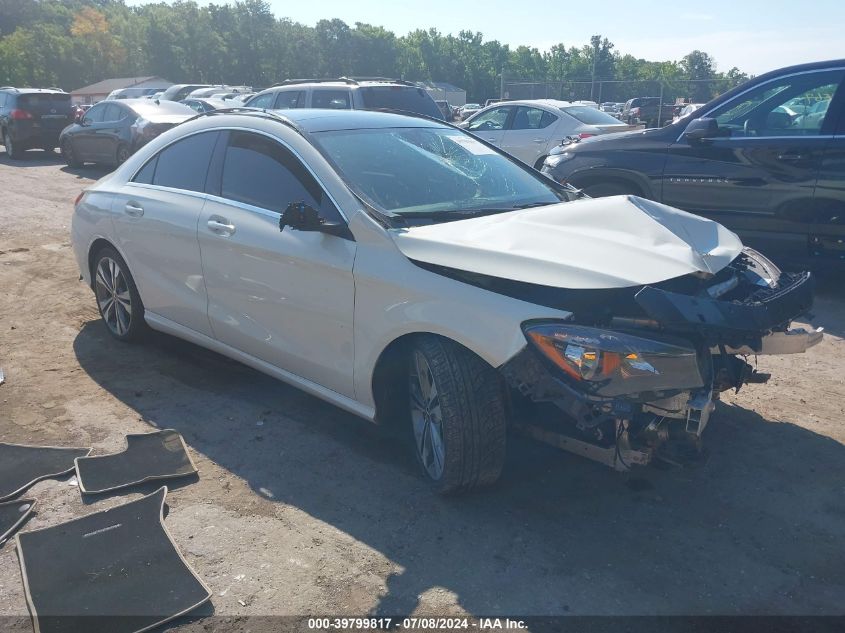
top-left (1, 152), bottom-right (844, 629)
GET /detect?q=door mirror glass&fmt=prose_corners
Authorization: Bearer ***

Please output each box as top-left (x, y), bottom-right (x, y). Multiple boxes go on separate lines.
top-left (683, 117), bottom-right (722, 141)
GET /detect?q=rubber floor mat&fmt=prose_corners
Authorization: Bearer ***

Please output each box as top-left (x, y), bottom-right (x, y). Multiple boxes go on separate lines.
top-left (0, 443), bottom-right (92, 502)
top-left (0, 498), bottom-right (35, 543)
top-left (74, 430), bottom-right (198, 494)
top-left (16, 486), bottom-right (211, 633)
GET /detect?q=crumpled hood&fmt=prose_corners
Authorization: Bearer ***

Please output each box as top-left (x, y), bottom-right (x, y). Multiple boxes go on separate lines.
top-left (390, 195), bottom-right (744, 289)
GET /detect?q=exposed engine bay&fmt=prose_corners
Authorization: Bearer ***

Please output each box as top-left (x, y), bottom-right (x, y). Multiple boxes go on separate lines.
top-left (420, 247), bottom-right (823, 470)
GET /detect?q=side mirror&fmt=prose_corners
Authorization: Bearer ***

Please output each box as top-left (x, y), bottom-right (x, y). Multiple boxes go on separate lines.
top-left (279, 202), bottom-right (352, 240)
top-left (683, 117), bottom-right (720, 142)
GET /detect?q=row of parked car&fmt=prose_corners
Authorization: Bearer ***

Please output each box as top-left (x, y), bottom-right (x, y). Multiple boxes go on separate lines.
top-left (3, 61), bottom-right (845, 271)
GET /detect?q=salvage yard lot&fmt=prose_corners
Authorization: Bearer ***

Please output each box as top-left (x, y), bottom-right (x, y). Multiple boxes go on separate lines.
top-left (1, 154), bottom-right (845, 628)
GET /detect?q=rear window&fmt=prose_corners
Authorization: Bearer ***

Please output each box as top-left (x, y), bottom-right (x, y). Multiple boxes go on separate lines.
top-left (130, 100), bottom-right (195, 118)
top-left (18, 93), bottom-right (71, 111)
top-left (359, 86), bottom-right (443, 119)
top-left (563, 106), bottom-right (625, 125)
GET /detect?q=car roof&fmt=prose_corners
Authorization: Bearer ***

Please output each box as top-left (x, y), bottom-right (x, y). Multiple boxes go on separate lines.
top-left (276, 108), bottom-right (448, 132)
top-left (2, 88), bottom-right (67, 95)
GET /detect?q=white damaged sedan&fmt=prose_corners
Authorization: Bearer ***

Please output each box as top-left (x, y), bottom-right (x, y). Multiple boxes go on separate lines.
top-left (71, 109), bottom-right (822, 493)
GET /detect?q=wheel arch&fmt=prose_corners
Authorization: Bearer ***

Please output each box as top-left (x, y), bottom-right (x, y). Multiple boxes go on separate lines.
top-left (369, 331), bottom-right (500, 430)
top-left (568, 168), bottom-right (654, 199)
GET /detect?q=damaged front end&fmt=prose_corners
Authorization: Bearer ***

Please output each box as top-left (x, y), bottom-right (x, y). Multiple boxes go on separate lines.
top-left (491, 247), bottom-right (823, 470)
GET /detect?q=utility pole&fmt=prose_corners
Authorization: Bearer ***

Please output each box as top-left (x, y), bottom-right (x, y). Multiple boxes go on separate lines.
top-left (590, 37), bottom-right (598, 101)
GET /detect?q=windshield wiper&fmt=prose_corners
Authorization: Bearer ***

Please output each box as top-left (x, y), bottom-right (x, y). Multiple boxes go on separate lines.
top-left (511, 201), bottom-right (558, 210)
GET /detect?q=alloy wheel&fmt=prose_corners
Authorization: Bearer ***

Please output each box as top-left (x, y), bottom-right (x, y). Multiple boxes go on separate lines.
top-left (409, 351), bottom-right (446, 480)
top-left (95, 257), bottom-right (132, 336)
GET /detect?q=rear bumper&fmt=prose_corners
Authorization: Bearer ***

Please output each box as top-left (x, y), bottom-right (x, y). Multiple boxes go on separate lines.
top-left (8, 122), bottom-right (63, 149)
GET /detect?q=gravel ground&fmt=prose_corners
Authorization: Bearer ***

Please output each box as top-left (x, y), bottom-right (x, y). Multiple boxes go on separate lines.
top-left (1, 151), bottom-right (844, 630)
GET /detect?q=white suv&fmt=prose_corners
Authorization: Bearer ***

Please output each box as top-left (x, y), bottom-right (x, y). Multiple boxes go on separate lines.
top-left (71, 109), bottom-right (821, 493)
top-left (244, 77), bottom-right (444, 120)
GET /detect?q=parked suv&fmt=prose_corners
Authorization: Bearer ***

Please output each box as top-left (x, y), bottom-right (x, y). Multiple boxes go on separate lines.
top-left (0, 87), bottom-right (74, 158)
top-left (621, 97), bottom-right (667, 127)
top-left (243, 77), bottom-right (444, 120)
top-left (71, 108), bottom-right (820, 493)
top-left (542, 59), bottom-right (845, 269)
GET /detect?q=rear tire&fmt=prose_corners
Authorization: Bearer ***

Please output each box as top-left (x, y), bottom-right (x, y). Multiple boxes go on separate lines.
top-left (533, 155), bottom-right (548, 170)
top-left (115, 143), bottom-right (130, 167)
top-left (407, 335), bottom-right (507, 494)
top-left (5, 133), bottom-right (23, 159)
top-left (91, 246), bottom-right (147, 342)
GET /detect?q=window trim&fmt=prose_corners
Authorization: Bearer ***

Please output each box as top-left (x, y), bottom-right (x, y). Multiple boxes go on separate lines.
top-left (677, 67), bottom-right (845, 143)
top-left (126, 126), bottom-right (348, 222)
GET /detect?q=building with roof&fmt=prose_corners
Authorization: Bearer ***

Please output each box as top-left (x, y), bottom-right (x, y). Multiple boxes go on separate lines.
top-left (70, 76), bottom-right (173, 104)
top-left (416, 81), bottom-right (467, 107)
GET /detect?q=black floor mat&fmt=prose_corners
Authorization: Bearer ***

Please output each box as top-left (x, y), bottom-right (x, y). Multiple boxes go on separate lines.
top-left (75, 430), bottom-right (198, 494)
top-left (0, 498), bottom-right (35, 543)
top-left (16, 487), bottom-right (211, 633)
top-left (0, 443), bottom-right (92, 502)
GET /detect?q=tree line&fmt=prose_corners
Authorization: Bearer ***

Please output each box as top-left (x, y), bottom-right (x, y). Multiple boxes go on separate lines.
top-left (0, 0), bottom-right (750, 102)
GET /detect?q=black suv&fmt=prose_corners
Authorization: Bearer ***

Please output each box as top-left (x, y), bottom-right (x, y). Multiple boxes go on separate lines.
top-left (542, 60), bottom-right (845, 269)
top-left (0, 87), bottom-right (74, 159)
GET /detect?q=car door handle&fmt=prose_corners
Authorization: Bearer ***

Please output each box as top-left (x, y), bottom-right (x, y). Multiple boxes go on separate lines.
top-left (777, 152), bottom-right (807, 162)
top-left (124, 202), bottom-right (144, 217)
top-left (532, 138), bottom-right (546, 143)
top-left (483, 137), bottom-right (498, 143)
top-left (207, 217), bottom-right (236, 236)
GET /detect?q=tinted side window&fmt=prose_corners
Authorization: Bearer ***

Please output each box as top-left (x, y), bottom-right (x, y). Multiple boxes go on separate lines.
top-left (152, 131), bottom-right (219, 192)
top-left (132, 156), bottom-right (158, 184)
top-left (103, 104), bottom-right (124, 122)
top-left (221, 131), bottom-right (339, 220)
top-left (274, 90), bottom-right (304, 109)
top-left (84, 104), bottom-right (106, 123)
top-left (712, 70), bottom-right (844, 137)
top-left (511, 107), bottom-right (555, 130)
top-left (312, 90), bottom-right (350, 109)
top-left (247, 92), bottom-right (275, 109)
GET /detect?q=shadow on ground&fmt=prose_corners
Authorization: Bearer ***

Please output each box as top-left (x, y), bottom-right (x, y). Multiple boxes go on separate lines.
top-left (71, 307), bottom-right (845, 617)
top-left (0, 151), bottom-right (110, 180)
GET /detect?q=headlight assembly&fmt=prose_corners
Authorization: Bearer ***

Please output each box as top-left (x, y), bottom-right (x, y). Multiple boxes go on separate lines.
top-left (523, 323), bottom-right (704, 398)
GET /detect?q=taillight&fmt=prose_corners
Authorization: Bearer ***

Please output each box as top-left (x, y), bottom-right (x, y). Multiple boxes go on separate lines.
top-left (578, 133), bottom-right (596, 139)
top-left (10, 109), bottom-right (33, 120)
top-left (74, 191), bottom-right (86, 206)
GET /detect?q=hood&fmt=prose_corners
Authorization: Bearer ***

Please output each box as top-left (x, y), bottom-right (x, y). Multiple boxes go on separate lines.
top-left (390, 195), bottom-right (743, 290)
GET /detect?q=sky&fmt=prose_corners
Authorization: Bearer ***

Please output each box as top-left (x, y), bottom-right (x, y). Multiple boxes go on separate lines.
top-left (126, 0), bottom-right (845, 76)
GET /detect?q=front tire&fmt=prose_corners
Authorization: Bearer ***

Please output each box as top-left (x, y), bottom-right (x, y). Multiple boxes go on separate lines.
top-left (408, 336), bottom-right (507, 494)
top-left (92, 246), bottom-right (146, 341)
top-left (62, 138), bottom-right (82, 167)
